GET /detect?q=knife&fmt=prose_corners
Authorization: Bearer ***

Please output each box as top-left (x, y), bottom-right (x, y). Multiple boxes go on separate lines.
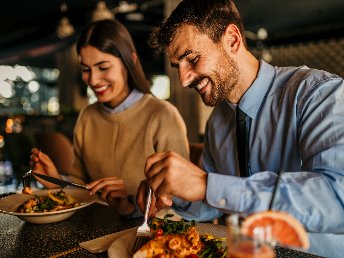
top-left (31, 171), bottom-right (87, 190)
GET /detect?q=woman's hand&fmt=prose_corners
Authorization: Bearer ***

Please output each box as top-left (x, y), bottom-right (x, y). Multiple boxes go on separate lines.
top-left (86, 177), bottom-right (135, 216)
top-left (29, 148), bottom-right (61, 188)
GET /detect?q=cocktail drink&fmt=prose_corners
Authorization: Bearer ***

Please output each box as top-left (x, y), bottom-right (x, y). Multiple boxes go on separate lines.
top-left (227, 214), bottom-right (275, 258)
top-left (228, 237), bottom-right (275, 258)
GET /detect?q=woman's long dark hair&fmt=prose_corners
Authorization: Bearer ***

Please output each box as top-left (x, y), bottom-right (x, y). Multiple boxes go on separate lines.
top-left (76, 19), bottom-right (151, 93)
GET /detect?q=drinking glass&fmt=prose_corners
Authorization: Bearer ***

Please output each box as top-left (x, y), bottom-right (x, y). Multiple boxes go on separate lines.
top-left (227, 214), bottom-right (275, 258)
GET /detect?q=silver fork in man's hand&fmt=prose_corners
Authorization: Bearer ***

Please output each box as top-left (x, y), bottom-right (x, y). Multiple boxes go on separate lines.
top-left (130, 187), bottom-right (152, 254)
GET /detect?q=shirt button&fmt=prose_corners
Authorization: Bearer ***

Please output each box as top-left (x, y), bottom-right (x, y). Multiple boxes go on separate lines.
top-left (218, 198), bottom-right (226, 206)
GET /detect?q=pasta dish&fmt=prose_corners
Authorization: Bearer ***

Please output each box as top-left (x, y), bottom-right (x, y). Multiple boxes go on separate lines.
top-left (17, 190), bottom-right (80, 213)
top-left (134, 214), bottom-right (227, 258)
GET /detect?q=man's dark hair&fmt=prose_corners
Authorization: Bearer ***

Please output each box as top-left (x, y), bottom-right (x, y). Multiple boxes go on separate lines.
top-left (149, 0), bottom-right (247, 53)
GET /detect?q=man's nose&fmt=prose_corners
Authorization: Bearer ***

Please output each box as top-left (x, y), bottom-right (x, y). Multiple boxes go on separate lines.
top-left (178, 65), bottom-right (194, 88)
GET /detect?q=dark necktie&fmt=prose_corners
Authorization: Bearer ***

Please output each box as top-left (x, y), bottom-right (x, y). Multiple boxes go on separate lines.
top-left (236, 106), bottom-right (250, 177)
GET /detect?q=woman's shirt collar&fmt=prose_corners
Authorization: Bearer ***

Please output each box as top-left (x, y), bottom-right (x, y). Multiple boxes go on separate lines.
top-left (101, 89), bottom-right (144, 114)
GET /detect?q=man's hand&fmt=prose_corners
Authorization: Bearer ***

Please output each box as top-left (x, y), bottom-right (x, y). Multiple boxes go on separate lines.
top-left (136, 180), bottom-right (161, 217)
top-left (144, 151), bottom-right (207, 207)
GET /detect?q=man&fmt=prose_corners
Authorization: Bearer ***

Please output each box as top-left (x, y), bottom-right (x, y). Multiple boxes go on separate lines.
top-left (137, 0), bottom-right (344, 257)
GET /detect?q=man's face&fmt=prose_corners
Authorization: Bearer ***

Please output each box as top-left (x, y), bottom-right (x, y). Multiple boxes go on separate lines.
top-left (167, 25), bottom-right (240, 106)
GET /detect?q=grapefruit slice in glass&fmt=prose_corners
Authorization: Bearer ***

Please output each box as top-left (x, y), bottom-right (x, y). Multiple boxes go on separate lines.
top-left (241, 210), bottom-right (310, 249)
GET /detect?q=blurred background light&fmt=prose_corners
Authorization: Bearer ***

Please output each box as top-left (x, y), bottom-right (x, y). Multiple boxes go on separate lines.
top-left (47, 97), bottom-right (60, 115)
top-left (87, 87), bottom-right (98, 104)
top-left (150, 75), bottom-right (170, 100)
top-left (0, 80), bottom-right (14, 98)
top-left (0, 66), bottom-right (16, 81)
top-left (0, 135), bottom-right (4, 148)
top-left (27, 81), bottom-right (40, 93)
top-left (92, 1), bottom-right (114, 21)
top-left (14, 65), bottom-right (35, 82)
top-left (42, 68), bottom-right (60, 81)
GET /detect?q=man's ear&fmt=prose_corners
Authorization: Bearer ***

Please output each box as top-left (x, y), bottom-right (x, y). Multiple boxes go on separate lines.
top-left (223, 24), bottom-right (242, 53)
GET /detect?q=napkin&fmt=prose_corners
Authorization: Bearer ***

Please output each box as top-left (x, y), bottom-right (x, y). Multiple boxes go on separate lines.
top-left (154, 208), bottom-right (182, 221)
top-left (79, 208), bottom-right (182, 253)
top-left (79, 227), bottom-right (136, 253)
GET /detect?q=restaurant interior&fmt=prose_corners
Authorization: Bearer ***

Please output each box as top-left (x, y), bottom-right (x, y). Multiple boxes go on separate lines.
top-left (1, 0), bottom-right (344, 194)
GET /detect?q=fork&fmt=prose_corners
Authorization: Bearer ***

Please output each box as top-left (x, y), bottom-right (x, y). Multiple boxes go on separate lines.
top-left (130, 187), bottom-right (152, 254)
top-left (22, 150), bottom-right (40, 189)
top-left (22, 170), bottom-right (32, 189)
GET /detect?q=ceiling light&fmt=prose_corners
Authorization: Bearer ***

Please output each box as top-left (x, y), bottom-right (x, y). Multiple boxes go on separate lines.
top-left (57, 17), bottom-right (75, 39)
top-left (56, 3), bottom-right (74, 39)
top-left (92, 1), bottom-right (114, 21)
top-left (112, 1), bottom-right (138, 14)
top-left (125, 12), bottom-right (144, 22)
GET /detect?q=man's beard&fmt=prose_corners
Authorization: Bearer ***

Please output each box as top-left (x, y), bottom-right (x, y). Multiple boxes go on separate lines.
top-left (201, 54), bottom-right (240, 107)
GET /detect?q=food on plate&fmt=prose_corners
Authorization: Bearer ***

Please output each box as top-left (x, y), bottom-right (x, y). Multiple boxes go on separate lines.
top-left (241, 210), bottom-right (309, 249)
top-left (134, 226), bottom-right (201, 257)
top-left (22, 186), bottom-right (33, 195)
top-left (16, 190), bottom-right (80, 213)
top-left (133, 214), bottom-right (227, 258)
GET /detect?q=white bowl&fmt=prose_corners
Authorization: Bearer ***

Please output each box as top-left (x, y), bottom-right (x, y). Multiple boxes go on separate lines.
top-left (0, 188), bottom-right (97, 224)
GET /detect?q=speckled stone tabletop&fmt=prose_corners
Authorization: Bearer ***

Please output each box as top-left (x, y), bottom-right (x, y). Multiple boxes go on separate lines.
top-left (0, 202), bottom-right (142, 258)
top-left (0, 199), bottom-right (324, 258)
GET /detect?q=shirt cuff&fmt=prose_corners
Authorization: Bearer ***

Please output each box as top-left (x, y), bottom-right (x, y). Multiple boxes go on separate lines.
top-left (172, 196), bottom-right (192, 212)
top-left (206, 173), bottom-right (244, 212)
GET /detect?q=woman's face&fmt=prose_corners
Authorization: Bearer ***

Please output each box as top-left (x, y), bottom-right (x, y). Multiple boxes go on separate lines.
top-left (79, 45), bottom-right (130, 108)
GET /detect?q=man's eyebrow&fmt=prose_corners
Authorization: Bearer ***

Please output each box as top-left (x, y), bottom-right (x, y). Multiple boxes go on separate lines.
top-left (178, 50), bottom-right (193, 61)
top-left (170, 50), bottom-right (193, 68)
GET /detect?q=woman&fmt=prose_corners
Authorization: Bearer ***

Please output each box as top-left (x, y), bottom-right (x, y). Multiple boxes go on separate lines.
top-left (30, 19), bottom-right (189, 218)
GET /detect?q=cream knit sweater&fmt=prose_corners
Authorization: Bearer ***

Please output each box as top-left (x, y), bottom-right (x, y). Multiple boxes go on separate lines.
top-left (68, 94), bottom-right (189, 196)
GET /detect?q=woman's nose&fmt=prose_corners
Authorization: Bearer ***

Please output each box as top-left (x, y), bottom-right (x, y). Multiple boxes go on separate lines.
top-left (88, 71), bottom-right (99, 86)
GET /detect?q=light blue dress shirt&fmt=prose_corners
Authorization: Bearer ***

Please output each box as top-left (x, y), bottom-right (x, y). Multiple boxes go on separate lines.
top-left (101, 88), bottom-right (144, 114)
top-left (174, 60), bottom-right (344, 258)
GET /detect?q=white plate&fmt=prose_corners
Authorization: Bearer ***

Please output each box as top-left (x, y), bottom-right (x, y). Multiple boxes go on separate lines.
top-left (107, 223), bottom-right (227, 258)
top-left (0, 188), bottom-right (97, 224)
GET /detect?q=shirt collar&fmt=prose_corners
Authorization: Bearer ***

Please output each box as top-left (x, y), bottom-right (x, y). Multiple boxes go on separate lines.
top-left (101, 89), bottom-right (144, 114)
top-left (238, 60), bottom-right (275, 119)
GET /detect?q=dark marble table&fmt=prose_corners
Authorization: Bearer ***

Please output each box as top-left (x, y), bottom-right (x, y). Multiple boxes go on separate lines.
top-left (0, 198), bottom-right (323, 258)
top-left (0, 202), bottom-right (142, 258)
